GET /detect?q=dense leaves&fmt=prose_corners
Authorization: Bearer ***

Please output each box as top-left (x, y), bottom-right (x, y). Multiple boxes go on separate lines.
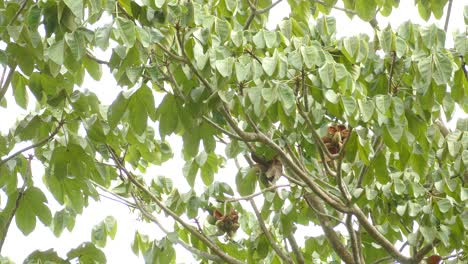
top-left (0, 0), bottom-right (467, 263)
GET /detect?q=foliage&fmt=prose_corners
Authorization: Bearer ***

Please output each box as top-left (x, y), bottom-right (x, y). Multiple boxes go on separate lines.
top-left (0, 0), bottom-right (467, 263)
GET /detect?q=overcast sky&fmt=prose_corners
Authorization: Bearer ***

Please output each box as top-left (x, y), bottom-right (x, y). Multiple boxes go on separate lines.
top-left (1, 1), bottom-right (467, 263)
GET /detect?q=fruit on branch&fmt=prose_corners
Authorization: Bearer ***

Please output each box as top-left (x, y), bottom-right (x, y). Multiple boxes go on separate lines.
top-left (251, 153), bottom-right (283, 184)
top-left (208, 208), bottom-right (240, 237)
top-left (425, 255), bottom-right (442, 264)
top-left (321, 124), bottom-right (350, 155)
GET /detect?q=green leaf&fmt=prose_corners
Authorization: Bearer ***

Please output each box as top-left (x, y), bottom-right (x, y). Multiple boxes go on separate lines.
top-left (215, 18), bottom-right (232, 42)
top-left (236, 168), bottom-right (257, 196)
top-left (358, 99), bottom-right (374, 122)
top-left (355, 0), bottom-right (376, 21)
top-left (387, 123), bottom-right (404, 142)
top-left (342, 96), bottom-right (356, 116)
top-left (278, 84), bottom-right (295, 115)
top-left (437, 198), bottom-right (452, 213)
top-left (128, 93), bottom-right (148, 135)
top-left (65, 31), bottom-right (86, 60)
top-left (11, 72), bottom-right (28, 109)
top-left (63, 0), bottom-right (84, 19)
top-left (432, 52), bottom-right (452, 85)
top-left (47, 40), bottom-right (64, 65)
top-left (319, 62), bottom-right (335, 88)
top-left (215, 57), bottom-right (235, 78)
top-left (325, 89), bottom-right (339, 104)
top-left (235, 61), bottom-right (251, 82)
top-left (183, 160), bottom-right (199, 188)
top-left (67, 242), bottom-right (106, 263)
top-left (301, 45), bottom-right (324, 68)
top-left (24, 249), bottom-right (67, 264)
top-left (108, 93), bottom-right (129, 129)
top-left (262, 56), bottom-right (277, 76)
top-left (116, 18), bottom-right (136, 47)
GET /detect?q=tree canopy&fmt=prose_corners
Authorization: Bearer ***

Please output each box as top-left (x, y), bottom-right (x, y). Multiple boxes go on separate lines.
top-left (0, 0), bottom-right (467, 263)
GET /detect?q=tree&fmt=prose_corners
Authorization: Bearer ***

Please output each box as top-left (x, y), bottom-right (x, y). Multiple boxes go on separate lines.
top-left (0, 0), bottom-right (467, 263)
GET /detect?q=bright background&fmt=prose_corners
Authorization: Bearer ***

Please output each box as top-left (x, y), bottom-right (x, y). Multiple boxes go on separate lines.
top-left (1, 1), bottom-right (466, 263)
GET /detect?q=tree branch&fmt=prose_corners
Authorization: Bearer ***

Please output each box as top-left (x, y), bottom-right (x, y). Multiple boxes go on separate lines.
top-left (304, 193), bottom-right (355, 264)
top-left (287, 233), bottom-right (305, 264)
top-left (0, 120), bottom-right (64, 166)
top-left (351, 206), bottom-right (412, 264)
top-left (8, 0), bottom-right (29, 26)
top-left (346, 215), bottom-right (362, 264)
top-left (222, 184), bottom-right (290, 203)
top-left (107, 147), bottom-right (244, 264)
top-left (0, 155), bottom-right (31, 252)
top-left (0, 64), bottom-right (17, 103)
top-left (250, 199), bottom-right (294, 264)
top-left (244, 0), bottom-right (283, 30)
top-left (132, 193), bottom-right (223, 262)
top-left (443, 0), bottom-right (453, 33)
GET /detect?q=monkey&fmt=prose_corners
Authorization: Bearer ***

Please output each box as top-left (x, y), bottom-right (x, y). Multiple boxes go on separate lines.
top-left (251, 152), bottom-right (283, 185)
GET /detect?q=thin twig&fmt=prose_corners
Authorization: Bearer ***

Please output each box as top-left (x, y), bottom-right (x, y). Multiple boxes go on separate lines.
top-left (0, 64), bottom-right (17, 103)
top-left (0, 120), bottom-right (64, 166)
top-left (8, 0), bottom-right (29, 26)
top-left (304, 193), bottom-right (354, 264)
top-left (202, 116), bottom-right (244, 141)
top-left (346, 214), bottom-right (361, 264)
top-left (244, 0), bottom-right (283, 30)
top-left (388, 51), bottom-right (396, 95)
top-left (444, 0), bottom-right (454, 33)
top-left (132, 193), bottom-right (222, 262)
top-left (223, 184), bottom-right (290, 203)
top-left (287, 233), bottom-right (305, 264)
top-left (0, 155), bottom-right (31, 252)
top-left (108, 148), bottom-right (244, 264)
top-left (250, 199), bottom-right (294, 264)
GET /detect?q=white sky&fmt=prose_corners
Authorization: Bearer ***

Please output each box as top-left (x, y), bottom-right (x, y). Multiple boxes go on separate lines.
top-left (1, 1), bottom-right (467, 263)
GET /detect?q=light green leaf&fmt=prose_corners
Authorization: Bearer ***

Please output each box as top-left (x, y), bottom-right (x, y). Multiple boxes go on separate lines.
top-left (325, 89), bottom-right (339, 104)
top-left (301, 45), bottom-right (324, 68)
top-left (215, 57), bottom-right (234, 78)
top-left (107, 93), bottom-right (129, 129)
top-left (47, 40), bottom-right (64, 65)
top-left (432, 52), bottom-right (452, 85)
top-left (355, 0), bottom-right (376, 21)
top-left (262, 56), bottom-right (277, 76)
top-left (236, 168), bottom-right (257, 196)
top-left (235, 62), bottom-right (251, 82)
top-left (116, 18), bottom-right (136, 47)
top-left (215, 18), bottom-right (232, 42)
top-left (65, 31), bottom-right (86, 60)
top-left (63, 0), bottom-right (84, 19)
top-left (278, 84), bottom-right (295, 114)
top-left (12, 72), bottom-right (28, 109)
top-left (342, 96), bottom-right (356, 116)
top-left (358, 99), bottom-right (375, 122)
top-left (387, 123), bottom-right (404, 142)
top-left (319, 62), bottom-right (335, 88)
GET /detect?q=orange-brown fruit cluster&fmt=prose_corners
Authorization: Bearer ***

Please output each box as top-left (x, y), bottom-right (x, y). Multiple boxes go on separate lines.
top-left (425, 255), bottom-right (442, 264)
top-left (206, 208), bottom-right (240, 237)
top-left (321, 124), bottom-right (350, 154)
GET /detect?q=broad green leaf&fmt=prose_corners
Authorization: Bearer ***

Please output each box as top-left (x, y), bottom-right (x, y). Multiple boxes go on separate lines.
top-left (432, 52), bottom-right (452, 85)
top-left (116, 18), bottom-right (136, 47)
top-left (262, 56), bottom-right (277, 76)
top-left (128, 93), bottom-right (148, 135)
top-left (215, 57), bottom-right (235, 78)
top-left (301, 45), bottom-right (324, 68)
top-left (342, 96), bottom-right (356, 116)
top-left (108, 93), bottom-right (129, 129)
top-left (67, 243), bottom-right (106, 263)
top-left (278, 84), bottom-right (295, 115)
top-left (215, 18), bottom-right (232, 42)
top-left (236, 168), bottom-right (257, 196)
top-left (65, 31), bottom-right (86, 60)
top-left (319, 62), bottom-right (335, 88)
top-left (47, 40), bottom-right (64, 65)
top-left (358, 99), bottom-right (375, 122)
top-left (11, 72), bottom-right (28, 109)
top-left (63, 0), bottom-right (84, 19)
top-left (387, 123), bottom-right (404, 142)
top-left (355, 0), bottom-right (376, 21)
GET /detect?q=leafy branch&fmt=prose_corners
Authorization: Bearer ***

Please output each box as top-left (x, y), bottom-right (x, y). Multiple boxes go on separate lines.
top-left (0, 120), bottom-right (65, 167)
top-left (244, 0), bottom-right (283, 30)
top-left (107, 146), bottom-right (244, 264)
